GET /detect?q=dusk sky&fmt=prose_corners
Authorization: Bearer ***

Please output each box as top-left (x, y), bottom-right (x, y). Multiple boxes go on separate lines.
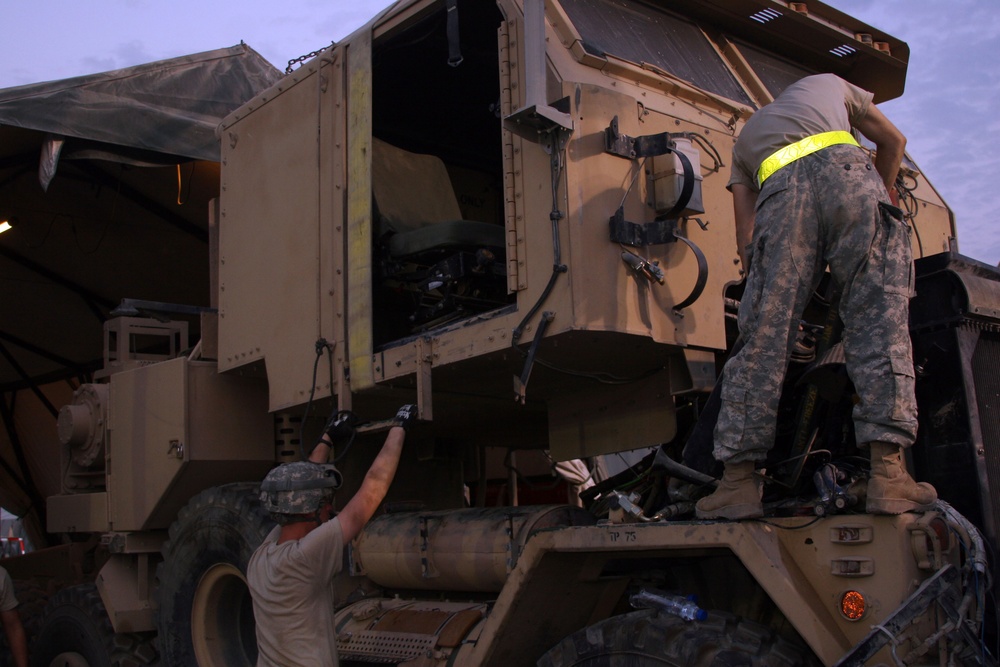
top-left (2, 0), bottom-right (997, 265)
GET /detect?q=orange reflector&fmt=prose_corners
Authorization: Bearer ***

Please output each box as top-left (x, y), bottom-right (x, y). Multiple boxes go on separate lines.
top-left (841, 590), bottom-right (866, 620)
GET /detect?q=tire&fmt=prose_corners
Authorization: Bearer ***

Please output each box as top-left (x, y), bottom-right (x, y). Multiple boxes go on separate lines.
top-left (155, 482), bottom-right (275, 667)
top-left (536, 610), bottom-right (819, 667)
top-left (30, 583), bottom-right (157, 667)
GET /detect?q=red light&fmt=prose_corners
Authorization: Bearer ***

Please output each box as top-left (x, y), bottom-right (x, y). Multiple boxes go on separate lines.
top-left (841, 590), bottom-right (865, 620)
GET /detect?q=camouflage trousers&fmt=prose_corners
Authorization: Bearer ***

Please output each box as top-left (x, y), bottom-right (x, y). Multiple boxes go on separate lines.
top-left (714, 144), bottom-right (917, 464)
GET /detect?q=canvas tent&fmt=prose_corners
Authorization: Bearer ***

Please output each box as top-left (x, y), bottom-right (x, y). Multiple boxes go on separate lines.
top-left (0, 44), bottom-right (281, 546)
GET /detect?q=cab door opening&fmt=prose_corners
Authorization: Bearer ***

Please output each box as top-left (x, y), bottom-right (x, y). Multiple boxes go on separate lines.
top-left (370, 1), bottom-right (511, 349)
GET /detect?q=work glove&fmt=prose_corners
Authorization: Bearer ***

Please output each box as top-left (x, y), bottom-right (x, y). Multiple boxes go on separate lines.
top-left (323, 410), bottom-right (360, 446)
top-left (392, 404), bottom-right (418, 431)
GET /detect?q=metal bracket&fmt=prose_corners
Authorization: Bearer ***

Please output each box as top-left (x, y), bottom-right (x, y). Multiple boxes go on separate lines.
top-left (604, 115), bottom-right (695, 222)
top-left (355, 419), bottom-right (401, 436)
top-left (610, 207), bottom-right (679, 247)
top-left (167, 440), bottom-right (184, 459)
top-left (502, 0), bottom-right (573, 139)
top-left (611, 210), bottom-right (709, 312)
top-left (621, 249), bottom-right (665, 285)
top-left (605, 116), bottom-right (676, 160)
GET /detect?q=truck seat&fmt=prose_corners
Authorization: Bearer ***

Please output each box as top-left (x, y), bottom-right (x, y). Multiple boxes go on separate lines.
top-left (372, 138), bottom-right (504, 257)
top-left (370, 138), bottom-right (507, 332)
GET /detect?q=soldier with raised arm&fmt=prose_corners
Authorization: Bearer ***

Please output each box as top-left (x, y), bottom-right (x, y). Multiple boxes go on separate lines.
top-left (248, 405), bottom-right (417, 666)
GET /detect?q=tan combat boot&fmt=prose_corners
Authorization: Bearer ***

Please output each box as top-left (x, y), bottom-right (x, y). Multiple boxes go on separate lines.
top-left (866, 441), bottom-right (937, 514)
top-left (695, 461), bottom-right (763, 520)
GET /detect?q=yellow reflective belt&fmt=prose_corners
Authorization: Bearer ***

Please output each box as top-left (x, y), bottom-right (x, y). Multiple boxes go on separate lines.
top-left (757, 130), bottom-right (860, 187)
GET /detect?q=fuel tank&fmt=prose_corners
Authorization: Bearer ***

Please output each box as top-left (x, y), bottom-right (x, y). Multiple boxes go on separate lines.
top-left (352, 505), bottom-right (595, 592)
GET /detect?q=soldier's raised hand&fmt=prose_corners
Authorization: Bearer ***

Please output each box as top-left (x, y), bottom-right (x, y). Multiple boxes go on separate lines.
top-left (323, 410), bottom-right (360, 446)
top-left (392, 404), bottom-right (418, 431)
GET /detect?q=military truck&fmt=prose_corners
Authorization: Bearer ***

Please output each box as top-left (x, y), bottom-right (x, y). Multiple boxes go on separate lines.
top-left (1, 0), bottom-right (998, 665)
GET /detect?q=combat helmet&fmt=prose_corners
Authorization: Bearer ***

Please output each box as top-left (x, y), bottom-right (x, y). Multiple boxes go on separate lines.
top-left (260, 461), bottom-right (343, 519)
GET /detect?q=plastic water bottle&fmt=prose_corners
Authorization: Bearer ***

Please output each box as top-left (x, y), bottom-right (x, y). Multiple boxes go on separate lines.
top-left (629, 588), bottom-right (708, 622)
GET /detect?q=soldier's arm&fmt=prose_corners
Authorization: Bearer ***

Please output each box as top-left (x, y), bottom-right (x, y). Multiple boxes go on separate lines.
top-left (732, 183), bottom-right (757, 271)
top-left (310, 410), bottom-right (360, 463)
top-left (855, 104), bottom-right (906, 193)
top-left (1, 609), bottom-right (28, 667)
top-left (309, 434), bottom-right (334, 463)
top-left (337, 426), bottom-right (406, 542)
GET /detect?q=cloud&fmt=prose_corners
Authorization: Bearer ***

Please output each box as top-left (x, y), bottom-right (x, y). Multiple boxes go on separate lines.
top-left (79, 40), bottom-right (156, 76)
top-left (828, 0), bottom-right (1000, 265)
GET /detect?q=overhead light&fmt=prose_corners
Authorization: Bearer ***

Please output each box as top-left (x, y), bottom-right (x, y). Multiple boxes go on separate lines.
top-left (0, 220), bottom-right (12, 234)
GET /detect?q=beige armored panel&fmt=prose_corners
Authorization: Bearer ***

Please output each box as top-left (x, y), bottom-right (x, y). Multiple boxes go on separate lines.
top-left (218, 55), bottom-right (345, 411)
top-left (106, 358), bottom-right (274, 531)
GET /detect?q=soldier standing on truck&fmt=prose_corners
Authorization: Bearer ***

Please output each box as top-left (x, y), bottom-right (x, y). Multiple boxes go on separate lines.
top-left (695, 73), bottom-right (938, 520)
top-left (248, 405), bottom-right (417, 666)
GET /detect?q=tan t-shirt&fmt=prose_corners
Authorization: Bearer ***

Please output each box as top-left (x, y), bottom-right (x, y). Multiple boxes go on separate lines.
top-left (728, 73), bottom-right (873, 191)
top-left (0, 567), bottom-right (18, 613)
top-left (248, 518), bottom-right (345, 667)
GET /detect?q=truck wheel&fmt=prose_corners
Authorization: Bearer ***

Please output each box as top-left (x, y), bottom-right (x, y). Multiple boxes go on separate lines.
top-left (536, 610), bottom-right (818, 667)
top-left (156, 482), bottom-right (275, 667)
top-left (30, 583), bottom-right (157, 667)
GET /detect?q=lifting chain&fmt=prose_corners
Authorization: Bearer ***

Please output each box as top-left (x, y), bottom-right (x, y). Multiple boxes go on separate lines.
top-left (285, 42), bottom-right (336, 74)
